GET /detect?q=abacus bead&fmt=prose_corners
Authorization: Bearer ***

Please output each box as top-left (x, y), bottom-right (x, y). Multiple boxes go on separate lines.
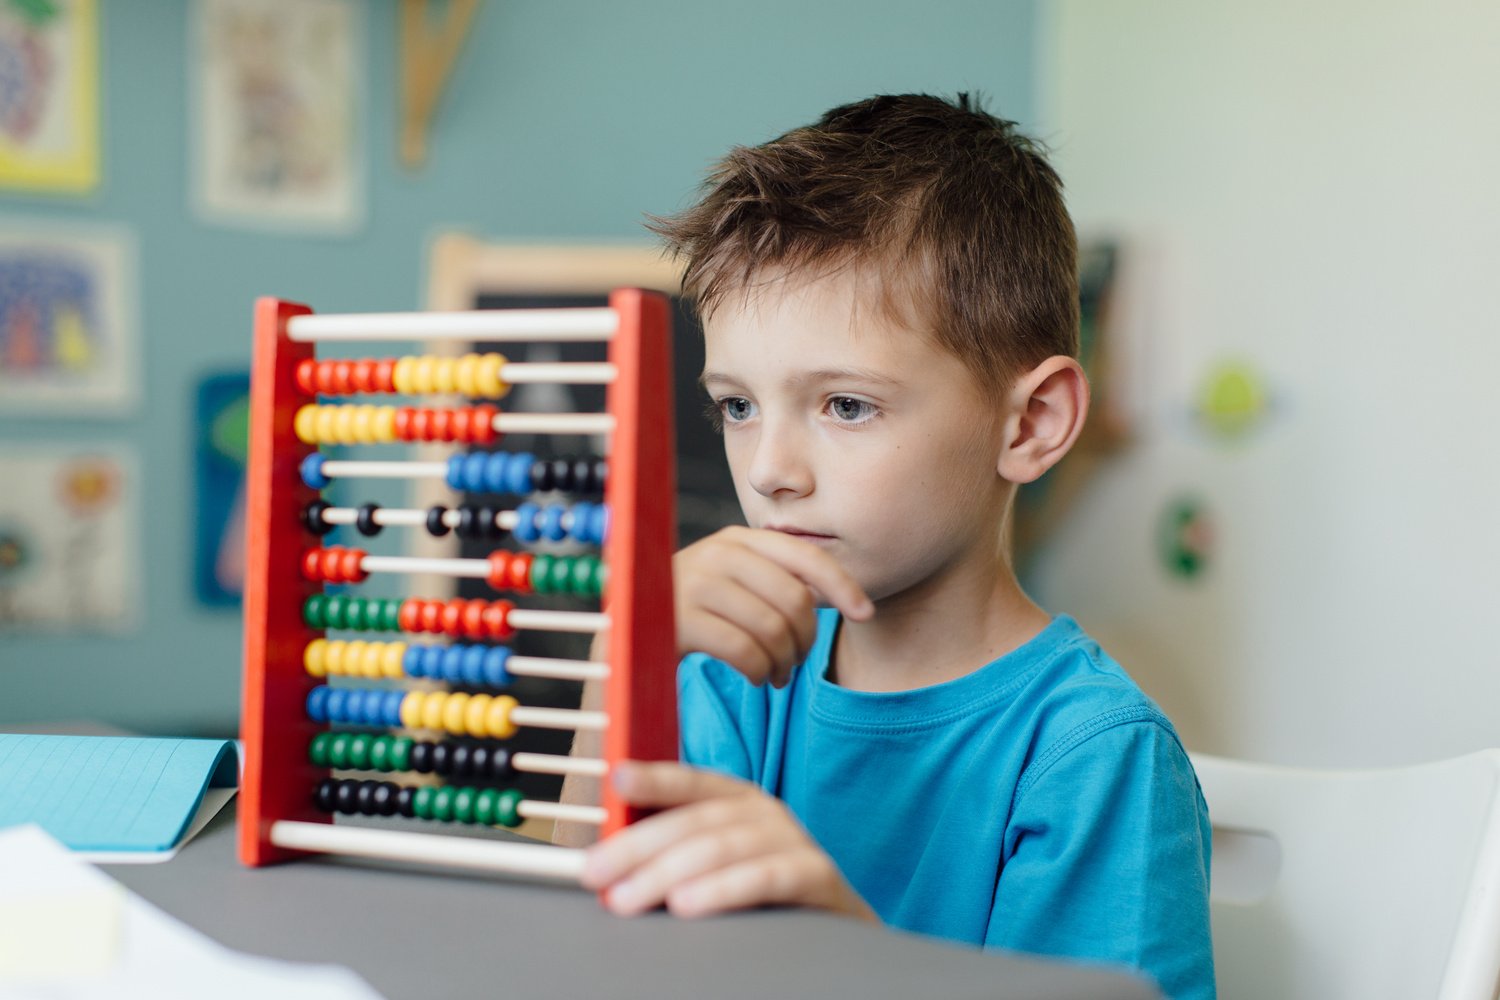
top-left (300, 453), bottom-right (330, 490)
top-left (334, 779), bottom-right (359, 814)
top-left (412, 786), bottom-right (436, 820)
top-left (505, 453), bottom-right (533, 494)
top-left (440, 601), bottom-right (465, 634)
top-left (464, 694), bottom-right (493, 737)
top-left (589, 504), bottom-right (609, 545)
top-left (495, 788), bottom-right (523, 828)
top-left (462, 452), bottom-right (488, 492)
top-left (399, 691), bottom-right (424, 729)
top-left (355, 780), bottom-right (380, 815)
top-left (389, 736), bottom-right (414, 772)
top-left (371, 781), bottom-right (398, 816)
top-left (306, 686), bottom-right (331, 723)
top-left (456, 505), bottom-right (476, 538)
top-left (325, 688), bottom-right (351, 724)
top-left (548, 457), bottom-right (574, 492)
top-left (340, 548), bottom-right (367, 583)
top-left (315, 779), bottom-right (337, 813)
top-left (461, 645), bottom-right (486, 685)
top-left (462, 600), bottom-right (488, 639)
top-left (344, 599), bottom-right (368, 632)
top-left (353, 503), bottom-right (380, 536)
top-left (476, 506), bottom-right (500, 538)
top-left (295, 359), bottom-right (319, 394)
top-left (323, 594), bottom-right (349, 628)
top-left (475, 788), bottom-right (498, 825)
top-left (381, 599), bottom-right (403, 631)
top-left (382, 691), bottom-right (405, 727)
top-left (369, 735), bottom-right (391, 771)
top-left (450, 742), bottom-right (474, 778)
top-left (507, 553), bottom-right (532, 593)
top-left (328, 731), bottom-right (350, 767)
top-left (445, 454), bottom-right (467, 491)
top-left (513, 502), bottom-right (540, 543)
top-left (486, 695), bottom-right (519, 739)
top-left (348, 733), bottom-right (372, 769)
top-left (540, 503), bottom-right (568, 542)
top-left (567, 502), bottom-right (595, 543)
top-left (403, 645), bottom-right (424, 678)
top-left (410, 740), bottom-right (434, 773)
top-left (469, 404), bottom-right (499, 444)
top-left (467, 744), bottom-right (490, 778)
top-left (483, 647), bottom-right (512, 687)
top-left (430, 740), bottom-right (452, 774)
top-left (362, 690), bottom-right (387, 726)
top-left (590, 558), bottom-right (607, 597)
top-left (488, 747), bottom-right (514, 781)
top-left (452, 787), bottom-right (477, 824)
top-left (477, 452), bottom-right (503, 493)
top-left (303, 594), bottom-right (327, 629)
top-left (593, 458), bottom-right (609, 493)
top-left (482, 600), bottom-right (515, 640)
top-left (309, 732), bottom-right (333, 767)
top-left (530, 458), bottom-right (554, 492)
top-left (570, 458), bottom-right (594, 494)
top-left (301, 549), bottom-right (323, 582)
top-left (433, 786), bottom-right (457, 822)
top-left (418, 601), bottom-right (443, 633)
top-left (396, 786), bottom-right (417, 817)
top-left (530, 554), bottom-right (554, 595)
top-left (421, 692), bottom-right (449, 731)
top-left (302, 500), bottom-right (332, 536)
top-left (571, 556), bottom-right (597, 597)
top-left (547, 555), bottom-right (572, 595)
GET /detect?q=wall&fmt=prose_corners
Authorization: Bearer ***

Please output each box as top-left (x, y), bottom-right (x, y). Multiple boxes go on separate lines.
top-left (0, 0), bottom-right (1040, 734)
top-left (1036, 0), bottom-right (1500, 766)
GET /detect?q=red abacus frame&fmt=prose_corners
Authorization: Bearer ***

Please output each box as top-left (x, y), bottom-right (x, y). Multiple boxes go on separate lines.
top-left (239, 288), bottom-right (677, 872)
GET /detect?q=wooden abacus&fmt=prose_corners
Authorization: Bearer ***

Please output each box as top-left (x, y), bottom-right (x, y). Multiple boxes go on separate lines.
top-left (239, 289), bottom-right (676, 881)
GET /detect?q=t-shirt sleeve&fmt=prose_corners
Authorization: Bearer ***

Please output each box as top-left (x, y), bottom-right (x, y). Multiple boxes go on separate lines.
top-left (676, 652), bottom-right (760, 783)
top-left (991, 714), bottom-right (1216, 1000)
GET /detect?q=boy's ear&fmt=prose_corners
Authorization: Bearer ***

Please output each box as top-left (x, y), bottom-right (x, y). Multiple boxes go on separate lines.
top-left (997, 356), bottom-right (1090, 484)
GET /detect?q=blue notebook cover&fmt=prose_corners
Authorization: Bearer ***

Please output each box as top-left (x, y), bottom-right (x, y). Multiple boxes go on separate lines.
top-left (0, 735), bottom-right (239, 856)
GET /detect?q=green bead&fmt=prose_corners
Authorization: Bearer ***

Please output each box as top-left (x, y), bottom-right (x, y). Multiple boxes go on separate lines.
top-left (595, 561), bottom-right (609, 597)
top-left (303, 595), bottom-right (327, 629)
top-left (328, 733), bottom-right (352, 769)
top-left (369, 736), bottom-right (391, 772)
top-left (547, 557), bottom-right (572, 595)
top-left (495, 788), bottom-right (523, 828)
top-left (452, 787), bottom-right (476, 824)
top-left (529, 554), bottom-right (554, 595)
top-left (308, 732), bottom-right (332, 767)
top-left (432, 786), bottom-right (456, 822)
top-left (388, 736), bottom-right (413, 772)
top-left (412, 786), bottom-right (436, 820)
top-left (347, 734), bottom-right (371, 770)
top-left (324, 594), bottom-right (348, 629)
top-left (346, 598), bottom-right (369, 632)
top-left (381, 599), bottom-right (403, 631)
top-left (570, 556), bottom-right (596, 597)
top-left (474, 788), bottom-right (498, 826)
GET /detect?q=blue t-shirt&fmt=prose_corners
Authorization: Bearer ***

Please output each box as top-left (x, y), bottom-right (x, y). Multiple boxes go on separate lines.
top-left (678, 611), bottom-right (1215, 1000)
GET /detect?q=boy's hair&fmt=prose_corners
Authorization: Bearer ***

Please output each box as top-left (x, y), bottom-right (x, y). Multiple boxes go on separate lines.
top-left (650, 93), bottom-right (1079, 390)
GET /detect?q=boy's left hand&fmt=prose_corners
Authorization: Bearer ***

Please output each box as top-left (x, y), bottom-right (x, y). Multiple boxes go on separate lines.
top-left (580, 761), bottom-right (877, 922)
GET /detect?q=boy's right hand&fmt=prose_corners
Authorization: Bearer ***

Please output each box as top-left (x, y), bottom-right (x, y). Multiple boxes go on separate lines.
top-left (673, 526), bottom-right (873, 688)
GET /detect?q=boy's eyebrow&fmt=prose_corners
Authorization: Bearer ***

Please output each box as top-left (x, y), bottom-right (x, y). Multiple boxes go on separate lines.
top-left (698, 367), bottom-right (903, 389)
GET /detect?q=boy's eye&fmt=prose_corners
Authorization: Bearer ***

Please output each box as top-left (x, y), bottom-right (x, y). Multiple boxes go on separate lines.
top-left (827, 396), bottom-right (877, 423)
top-left (705, 396), bottom-right (756, 431)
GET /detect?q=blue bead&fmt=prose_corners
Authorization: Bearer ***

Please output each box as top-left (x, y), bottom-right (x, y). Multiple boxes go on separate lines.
top-left (363, 691), bottom-right (387, 726)
top-left (325, 688), bottom-right (351, 724)
top-left (404, 645), bottom-right (425, 678)
top-left (481, 453), bottom-right (505, 493)
top-left (541, 503), bottom-right (567, 542)
top-left (345, 690), bottom-right (370, 725)
top-left (483, 647), bottom-right (513, 687)
top-left (300, 453), bottom-right (330, 490)
top-left (513, 502), bottom-right (541, 543)
top-left (567, 502), bottom-right (593, 542)
top-left (505, 452), bottom-right (534, 494)
top-left (421, 645), bottom-right (444, 679)
top-left (589, 504), bottom-right (610, 545)
top-left (460, 453), bottom-right (486, 492)
top-left (445, 454), bottom-right (466, 491)
top-left (440, 646), bottom-right (463, 682)
top-left (461, 645), bottom-right (486, 685)
top-left (382, 692), bottom-right (405, 728)
top-left (306, 686), bottom-right (330, 723)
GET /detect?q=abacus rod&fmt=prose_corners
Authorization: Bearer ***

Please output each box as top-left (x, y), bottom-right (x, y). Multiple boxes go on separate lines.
top-left (511, 706), bottom-right (608, 732)
top-left (500, 362), bottom-right (616, 384)
top-left (494, 413), bottom-right (615, 435)
top-left (508, 656), bottom-right (610, 682)
top-left (518, 800), bottom-right (607, 826)
top-left (321, 507), bottom-right (523, 531)
top-left (513, 752), bottom-right (608, 777)
top-left (286, 308), bottom-right (618, 342)
top-left (507, 609), bottom-right (610, 634)
top-left (267, 820), bottom-right (585, 881)
top-left (320, 460), bottom-right (449, 480)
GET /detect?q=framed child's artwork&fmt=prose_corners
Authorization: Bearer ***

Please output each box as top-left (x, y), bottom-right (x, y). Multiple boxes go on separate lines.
top-left (0, 0), bottom-right (100, 196)
top-left (0, 225), bottom-right (138, 415)
top-left (190, 0), bottom-right (364, 233)
top-left (193, 371), bottom-right (250, 607)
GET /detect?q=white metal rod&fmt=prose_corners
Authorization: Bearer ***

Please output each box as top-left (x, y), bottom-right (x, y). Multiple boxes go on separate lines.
top-left (507, 609), bottom-right (609, 634)
top-left (322, 507), bottom-right (522, 532)
top-left (508, 656), bottom-right (610, 682)
top-left (268, 820), bottom-right (585, 881)
top-left (287, 309), bottom-right (618, 342)
top-left (513, 752), bottom-right (608, 778)
top-left (501, 362), bottom-right (616, 385)
top-left (321, 460), bottom-right (448, 480)
top-left (494, 413), bottom-right (615, 435)
top-left (518, 801), bottom-right (607, 826)
top-left (360, 555), bottom-right (490, 579)
top-left (511, 706), bottom-right (607, 732)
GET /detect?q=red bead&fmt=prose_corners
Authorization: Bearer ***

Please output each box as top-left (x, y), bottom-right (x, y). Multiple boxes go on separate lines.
top-left (393, 407), bottom-right (414, 441)
top-left (301, 548), bottom-right (324, 581)
top-left (339, 548), bottom-right (367, 583)
top-left (398, 600), bottom-right (422, 632)
top-left (486, 551), bottom-right (511, 591)
top-left (430, 409), bottom-right (455, 441)
top-left (461, 600), bottom-right (487, 639)
top-left (319, 547), bottom-right (343, 582)
top-left (331, 360), bottom-right (354, 395)
top-left (373, 359), bottom-right (396, 392)
top-left (508, 553), bottom-right (533, 594)
top-left (483, 600), bottom-right (515, 640)
top-left (469, 405), bottom-right (498, 444)
top-left (419, 600), bottom-right (443, 633)
top-left (295, 359), bottom-right (319, 395)
top-left (351, 359), bottom-right (376, 392)
top-left (412, 409), bottom-right (435, 440)
top-left (440, 599), bottom-right (465, 636)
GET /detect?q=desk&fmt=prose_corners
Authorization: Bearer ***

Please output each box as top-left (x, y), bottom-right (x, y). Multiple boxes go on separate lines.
top-left (107, 811), bottom-right (1159, 1000)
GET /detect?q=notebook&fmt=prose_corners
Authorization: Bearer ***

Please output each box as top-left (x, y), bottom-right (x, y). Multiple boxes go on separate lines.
top-left (0, 734), bottom-right (239, 863)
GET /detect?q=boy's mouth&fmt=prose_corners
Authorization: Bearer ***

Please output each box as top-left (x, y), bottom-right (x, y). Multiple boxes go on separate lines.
top-left (765, 524), bottom-right (836, 542)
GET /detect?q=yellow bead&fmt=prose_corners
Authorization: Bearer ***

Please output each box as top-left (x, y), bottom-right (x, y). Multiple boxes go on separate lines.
top-left (400, 691), bottom-right (424, 729)
top-left (465, 693), bottom-right (492, 737)
top-left (433, 357), bottom-right (457, 394)
top-left (478, 353), bottom-right (507, 398)
top-left (360, 641), bottom-right (384, 678)
top-left (441, 692), bottom-right (471, 735)
top-left (421, 692), bottom-right (447, 731)
top-left (452, 354), bottom-right (477, 396)
top-left (294, 405), bottom-right (319, 444)
top-left (392, 356), bottom-right (416, 395)
top-left (486, 694), bottom-right (519, 739)
top-left (323, 640), bottom-right (345, 676)
top-left (412, 356), bottom-right (437, 394)
top-left (304, 639), bottom-right (328, 677)
top-left (373, 406), bottom-right (397, 442)
top-left (315, 406), bottom-right (339, 445)
top-left (383, 642), bottom-right (407, 679)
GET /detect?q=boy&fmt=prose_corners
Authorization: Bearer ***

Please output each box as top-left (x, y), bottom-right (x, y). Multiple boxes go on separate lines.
top-left (559, 94), bottom-right (1214, 1000)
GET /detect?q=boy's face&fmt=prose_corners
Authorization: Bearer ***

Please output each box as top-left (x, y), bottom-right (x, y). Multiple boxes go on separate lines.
top-left (701, 270), bottom-right (1014, 604)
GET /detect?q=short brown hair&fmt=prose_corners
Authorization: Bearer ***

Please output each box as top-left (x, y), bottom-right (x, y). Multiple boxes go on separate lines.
top-left (650, 94), bottom-right (1079, 389)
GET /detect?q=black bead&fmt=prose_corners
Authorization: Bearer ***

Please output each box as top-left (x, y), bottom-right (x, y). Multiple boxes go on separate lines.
top-left (548, 457), bottom-right (573, 492)
top-left (530, 458), bottom-right (554, 492)
top-left (592, 458), bottom-right (609, 493)
top-left (334, 779), bottom-right (358, 814)
top-left (488, 747), bottom-right (514, 781)
top-left (474, 506), bottom-right (499, 538)
top-left (456, 505), bottom-right (477, 538)
top-left (303, 500), bottom-right (335, 536)
top-left (355, 503), bottom-right (383, 537)
top-left (410, 741), bottom-right (434, 772)
top-left (371, 782), bottom-right (398, 816)
top-left (449, 742), bottom-right (474, 778)
top-left (430, 741), bottom-right (452, 774)
top-left (396, 786), bottom-right (416, 817)
top-left (314, 778), bottom-right (337, 813)
top-left (355, 779), bottom-right (380, 815)
top-left (426, 505), bottom-right (451, 537)
top-left (570, 458), bottom-right (593, 494)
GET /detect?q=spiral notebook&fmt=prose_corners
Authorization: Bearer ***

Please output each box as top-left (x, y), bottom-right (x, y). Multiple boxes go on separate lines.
top-left (0, 734), bottom-right (239, 863)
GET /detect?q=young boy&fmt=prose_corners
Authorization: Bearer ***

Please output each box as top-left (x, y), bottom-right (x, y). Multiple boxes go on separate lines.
top-left (559, 94), bottom-right (1214, 1000)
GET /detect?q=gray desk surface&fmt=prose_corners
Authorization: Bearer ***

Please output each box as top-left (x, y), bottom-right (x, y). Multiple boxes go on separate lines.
top-left (105, 809), bottom-right (1159, 1000)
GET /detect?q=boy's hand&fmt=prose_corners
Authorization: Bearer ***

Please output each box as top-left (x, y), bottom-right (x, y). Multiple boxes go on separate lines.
top-left (674, 526), bottom-right (873, 687)
top-left (581, 761), bottom-right (877, 922)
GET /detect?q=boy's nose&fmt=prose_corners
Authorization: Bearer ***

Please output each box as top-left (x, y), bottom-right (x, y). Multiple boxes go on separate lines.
top-left (746, 427), bottom-right (813, 499)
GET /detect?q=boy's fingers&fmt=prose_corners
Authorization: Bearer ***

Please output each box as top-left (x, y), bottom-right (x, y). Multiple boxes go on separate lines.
top-left (666, 853), bottom-right (827, 917)
top-left (731, 529), bottom-right (874, 621)
top-left (613, 760), bottom-right (748, 807)
top-left (581, 794), bottom-right (750, 889)
top-left (716, 555), bottom-right (819, 664)
top-left (599, 824), bottom-right (771, 916)
top-left (681, 575), bottom-right (803, 679)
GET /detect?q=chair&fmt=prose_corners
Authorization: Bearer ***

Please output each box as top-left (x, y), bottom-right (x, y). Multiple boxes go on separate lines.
top-left (1191, 750), bottom-right (1500, 1000)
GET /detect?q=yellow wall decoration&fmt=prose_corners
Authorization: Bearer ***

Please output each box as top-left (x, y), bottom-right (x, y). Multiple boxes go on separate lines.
top-left (0, 0), bottom-right (100, 195)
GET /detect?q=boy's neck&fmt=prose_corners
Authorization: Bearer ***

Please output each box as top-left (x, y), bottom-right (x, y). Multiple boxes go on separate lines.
top-left (828, 558), bottom-right (1051, 694)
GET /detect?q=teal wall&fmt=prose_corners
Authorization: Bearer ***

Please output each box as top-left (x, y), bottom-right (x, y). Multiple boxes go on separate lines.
top-left (0, 0), bottom-right (1039, 734)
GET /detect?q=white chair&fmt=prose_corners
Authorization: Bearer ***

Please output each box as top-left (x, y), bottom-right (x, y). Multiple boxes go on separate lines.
top-left (1191, 750), bottom-right (1500, 1000)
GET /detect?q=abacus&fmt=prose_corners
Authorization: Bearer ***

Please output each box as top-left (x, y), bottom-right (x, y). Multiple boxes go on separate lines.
top-left (239, 289), bottom-right (676, 881)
